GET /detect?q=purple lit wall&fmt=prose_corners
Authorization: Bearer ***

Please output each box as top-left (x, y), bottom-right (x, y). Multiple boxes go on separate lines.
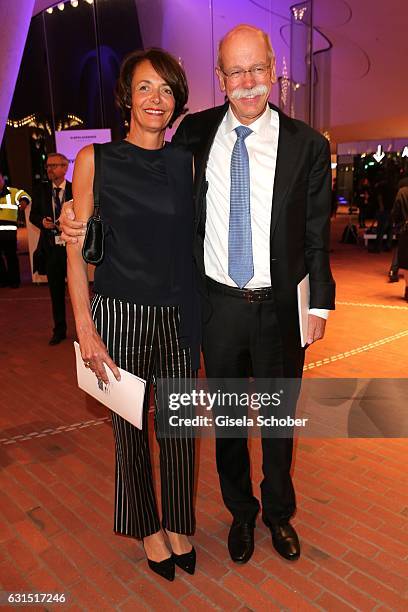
top-left (135, 0), bottom-right (408, 143)
top-left (0, 0), bottom-right (35, 146)
top-left (4, 0), bottom-right (408, 149)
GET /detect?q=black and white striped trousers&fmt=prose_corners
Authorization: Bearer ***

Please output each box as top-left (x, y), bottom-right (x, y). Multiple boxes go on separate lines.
top-left (91, 295), bottom-right (195, 539)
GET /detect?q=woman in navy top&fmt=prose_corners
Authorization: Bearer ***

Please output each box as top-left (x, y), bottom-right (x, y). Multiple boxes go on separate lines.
top-left (67, 49), bottom-right (199, 582)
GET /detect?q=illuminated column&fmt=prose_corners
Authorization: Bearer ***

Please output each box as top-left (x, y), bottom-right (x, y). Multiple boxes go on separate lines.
top-left (0, 0), bottom-right (35, 146)
top-left (289, 0), bottom-right (313, 124)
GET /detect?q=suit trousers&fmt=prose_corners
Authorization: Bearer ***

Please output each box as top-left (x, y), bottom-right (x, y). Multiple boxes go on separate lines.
top-left (0, 233), bottom-right (20, 286)
top-left (91, 295), bottom-right (195, 539)
top-left (202, 282), bottom-right (297, 525)
top-left (46, 245), bottom-right (67, 335)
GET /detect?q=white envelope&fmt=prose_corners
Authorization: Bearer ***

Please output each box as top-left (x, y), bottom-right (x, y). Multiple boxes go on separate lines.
top-left (297, 274), bottom-right (310, 347)
top-left (74, 341), bottom-right (146, 429)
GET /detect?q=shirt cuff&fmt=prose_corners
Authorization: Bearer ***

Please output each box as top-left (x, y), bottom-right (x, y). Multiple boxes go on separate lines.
top-left (309, 308), bottom-right (329, 320)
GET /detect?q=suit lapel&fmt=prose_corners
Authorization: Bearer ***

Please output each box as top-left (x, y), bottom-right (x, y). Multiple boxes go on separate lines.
top-left (270, 105), bottom-right (301, 239)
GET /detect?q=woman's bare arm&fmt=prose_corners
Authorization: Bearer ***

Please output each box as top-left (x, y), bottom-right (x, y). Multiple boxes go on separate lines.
top-left (67, 145), bottom-right (120, 382)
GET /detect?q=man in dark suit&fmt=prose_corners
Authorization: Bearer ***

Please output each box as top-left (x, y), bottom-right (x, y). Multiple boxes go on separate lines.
top-left (59, 24), bottom-right (335, 564)
top-left (30, 153), bottom-right (72, 345)
top-left (172, 24), bottom-right (335, 563)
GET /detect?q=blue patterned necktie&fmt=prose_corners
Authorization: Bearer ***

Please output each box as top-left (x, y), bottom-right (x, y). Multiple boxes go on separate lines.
top-left (228, 125), bottom-right (254, 288)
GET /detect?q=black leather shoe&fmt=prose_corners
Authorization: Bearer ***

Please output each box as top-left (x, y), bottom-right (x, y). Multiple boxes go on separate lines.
top-left (266, 521), bottom-right (300, 561)
top-left (49, 334), bottom-right (66, 346)
top-left (388, 273), bottom-right (399, 283)
top-left (147, 555), bottom-right (175, 581)
top-left (173, 546), bottom-right (196, 575)
top-left (228, 521), bottom-right (254, 564)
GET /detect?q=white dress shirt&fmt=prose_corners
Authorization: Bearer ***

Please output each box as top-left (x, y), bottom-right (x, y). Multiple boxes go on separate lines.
top-left (205, 106), bottom-right (328, 319)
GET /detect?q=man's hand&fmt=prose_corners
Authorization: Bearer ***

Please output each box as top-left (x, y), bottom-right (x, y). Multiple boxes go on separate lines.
top-left (307, 314), bottom-right (327, 345)
top-left (42, 216), bottom-right (56, 230)
top-left (59, 199), bottom-right (86, 244)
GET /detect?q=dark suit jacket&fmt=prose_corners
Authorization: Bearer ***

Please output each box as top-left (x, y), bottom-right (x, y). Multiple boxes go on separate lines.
top-left (30, 180), bottom-right (72, 256)
top-left (173, 103), bottom-right (335, 372)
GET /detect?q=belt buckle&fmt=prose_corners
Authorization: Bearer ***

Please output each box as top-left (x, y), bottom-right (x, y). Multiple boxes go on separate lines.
top-left (244, 289), bottom-right (256, 303)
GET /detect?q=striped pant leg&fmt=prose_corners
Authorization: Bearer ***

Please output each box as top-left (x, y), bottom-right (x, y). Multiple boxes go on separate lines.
top-left (154, 306), bottom-right (196, 535)
top-left (91, 295), bottom-right (161, 539)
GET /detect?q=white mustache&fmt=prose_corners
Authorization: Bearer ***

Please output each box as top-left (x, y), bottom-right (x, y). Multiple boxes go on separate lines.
top-left (230, 84), bottom-right (268, 100)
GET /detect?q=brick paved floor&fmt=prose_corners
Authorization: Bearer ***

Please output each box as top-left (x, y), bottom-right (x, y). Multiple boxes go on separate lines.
top-left (0, 213), bottom-right (407, 610)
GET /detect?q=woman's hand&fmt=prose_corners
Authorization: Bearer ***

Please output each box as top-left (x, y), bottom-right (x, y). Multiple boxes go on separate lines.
top-left (79, 328), bottom-right (121, 384)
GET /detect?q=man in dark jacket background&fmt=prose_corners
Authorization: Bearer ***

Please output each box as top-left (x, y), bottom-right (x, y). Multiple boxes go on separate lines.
top-left (30, 153), bottom-right (72, 345)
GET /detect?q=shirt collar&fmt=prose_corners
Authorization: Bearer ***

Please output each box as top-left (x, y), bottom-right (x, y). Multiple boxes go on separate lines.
top-left (52, 180), bottom-right (66, 191)
top-left (223, 104), bottom-right (274, 136)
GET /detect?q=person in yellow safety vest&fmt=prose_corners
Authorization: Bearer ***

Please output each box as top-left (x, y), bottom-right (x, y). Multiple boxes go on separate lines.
top-left (0, 172), bottom-right (31, 288)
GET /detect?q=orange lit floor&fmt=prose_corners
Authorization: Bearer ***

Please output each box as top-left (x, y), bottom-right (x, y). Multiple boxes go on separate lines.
top-left (0, 212), bottom-right (407, 610)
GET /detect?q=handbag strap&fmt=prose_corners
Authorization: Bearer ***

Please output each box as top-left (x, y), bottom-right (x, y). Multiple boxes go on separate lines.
top-left (93, 143), bottom-right (101, 217)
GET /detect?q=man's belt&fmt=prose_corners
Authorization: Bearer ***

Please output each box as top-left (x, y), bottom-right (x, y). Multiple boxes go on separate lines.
top-left (206, 277), bottom-right (273, 303)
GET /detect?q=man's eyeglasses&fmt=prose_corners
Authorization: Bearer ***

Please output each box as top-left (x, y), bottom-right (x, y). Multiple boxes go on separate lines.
top-left (46, 163), bottom-right (66, 169)
top-left (221, 64), bottom-right (271, 82)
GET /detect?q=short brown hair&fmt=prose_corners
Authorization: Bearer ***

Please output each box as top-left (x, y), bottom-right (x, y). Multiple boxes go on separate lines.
top-left (115, 48), bottom-right (189, 128)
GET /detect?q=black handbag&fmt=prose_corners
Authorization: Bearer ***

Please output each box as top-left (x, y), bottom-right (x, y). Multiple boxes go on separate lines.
top-left (82, 143), bottom-right (104, 265)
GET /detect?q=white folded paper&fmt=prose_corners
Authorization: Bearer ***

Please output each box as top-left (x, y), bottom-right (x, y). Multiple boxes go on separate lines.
top-left (74, 341), bottom-right (146, 429)
top-left (297, 274), bottom-right (310, 347)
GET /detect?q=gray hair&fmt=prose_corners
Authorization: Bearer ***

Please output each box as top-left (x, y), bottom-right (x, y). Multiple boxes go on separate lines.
top-left (217, 24), bottom-right (275, 70)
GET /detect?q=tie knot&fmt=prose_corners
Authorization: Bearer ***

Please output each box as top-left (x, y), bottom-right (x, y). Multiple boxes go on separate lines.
top-left (55, 187), bottom-right (61, 194)
top-left (235, 126), bottom-right (252, 140)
